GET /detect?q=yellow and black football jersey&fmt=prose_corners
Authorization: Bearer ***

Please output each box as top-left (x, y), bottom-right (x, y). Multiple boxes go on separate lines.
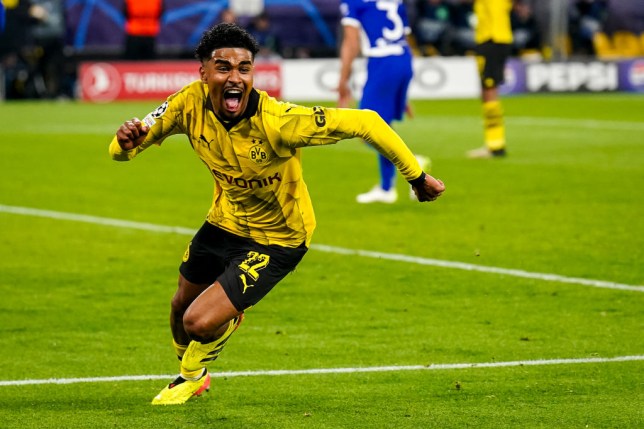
top-left (474, 0), bottom-right (513, 45)
top-left (110, 81), bottom-right (423, 247)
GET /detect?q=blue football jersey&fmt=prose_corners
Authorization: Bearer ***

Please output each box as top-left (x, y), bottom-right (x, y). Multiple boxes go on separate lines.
top-left (340, 0), bottom-right (411, 57)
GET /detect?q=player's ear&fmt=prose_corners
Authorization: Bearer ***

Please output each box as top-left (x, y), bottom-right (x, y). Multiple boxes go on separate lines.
top-left (199, 64), bottom-right (207, 83)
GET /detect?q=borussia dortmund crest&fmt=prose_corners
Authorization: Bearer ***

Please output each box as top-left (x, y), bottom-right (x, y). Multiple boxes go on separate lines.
top-left (248, 144), bottom-right (270, 165)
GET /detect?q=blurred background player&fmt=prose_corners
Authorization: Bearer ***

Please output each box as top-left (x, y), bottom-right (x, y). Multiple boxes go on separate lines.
top-left (568, 0), bottom-right (608, 56)
top-left (337, 0), bottom-right (427, 203)
top-left (449, 0), bottom-right (476, 55)
top-left (510, 0), bottom-right (541, 57)
top-left (0, 0), bottom-right (50, 98)
top-left (248, 12), bottom-right (282, 60)
top-left (123, 0), bottom-right (163, 60)
top-left (414, 0), bottom-right (452, 56)
top-left (218, 7), bottom-right (237, 24)
top-left (467, 0), bottom-right (512, 159)
top-left (30, 0), bottom-right (67, 99)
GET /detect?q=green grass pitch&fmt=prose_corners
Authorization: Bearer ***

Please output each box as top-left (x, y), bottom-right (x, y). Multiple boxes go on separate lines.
top-left (0, 94), bottom-right (642, 428)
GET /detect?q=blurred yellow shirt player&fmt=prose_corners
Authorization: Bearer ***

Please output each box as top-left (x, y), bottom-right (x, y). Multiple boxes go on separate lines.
top-left (474, 0), bottom-right (512, 46)
top-left (469, 0), bottom-right (513, 158)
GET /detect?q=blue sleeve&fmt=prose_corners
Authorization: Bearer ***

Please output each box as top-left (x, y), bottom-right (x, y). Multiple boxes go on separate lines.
top-left (0, 2), bottom-right (5, 33)
top-left (340, 0), bottom-right (362, 22)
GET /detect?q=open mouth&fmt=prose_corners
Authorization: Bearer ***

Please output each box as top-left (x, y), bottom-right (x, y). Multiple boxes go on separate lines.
top-left (223, 88), bottom-right (243, 112)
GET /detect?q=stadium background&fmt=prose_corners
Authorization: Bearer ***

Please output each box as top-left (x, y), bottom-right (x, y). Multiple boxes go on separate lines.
top-left (0, 2), bottom-right (642, 428)
top-left (1, 0), bottom-right (644, 101)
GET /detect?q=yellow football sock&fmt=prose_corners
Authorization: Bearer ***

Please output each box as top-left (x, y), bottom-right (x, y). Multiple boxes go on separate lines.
top-left (482, 100), bottom-right (506, 151)
top-left (180, 316), bottom-right (242, 378)
top-left (172, 339), bottom-right (188, 361)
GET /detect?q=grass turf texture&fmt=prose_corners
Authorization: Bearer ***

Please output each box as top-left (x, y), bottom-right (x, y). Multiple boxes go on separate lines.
top-left (0, 94), bottom-right (642, 428)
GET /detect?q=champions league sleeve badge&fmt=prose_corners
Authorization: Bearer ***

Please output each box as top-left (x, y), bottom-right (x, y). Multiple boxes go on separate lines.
top-left (143, 101), bottom-right (169, 127)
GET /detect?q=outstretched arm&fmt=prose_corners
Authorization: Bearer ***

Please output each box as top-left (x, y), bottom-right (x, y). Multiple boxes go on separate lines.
top-left (336, 109), bottom-right (445, 202)
top-left (337, 24), bottom-right (361, 108)
top-left (409, 172), bottom-right (445, 202)
top-left (275, 105), bottom-right (446, 203)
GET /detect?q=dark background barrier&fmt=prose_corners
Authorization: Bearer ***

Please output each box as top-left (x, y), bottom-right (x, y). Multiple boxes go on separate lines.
top-left (66, 0), bottom-right (340, 58)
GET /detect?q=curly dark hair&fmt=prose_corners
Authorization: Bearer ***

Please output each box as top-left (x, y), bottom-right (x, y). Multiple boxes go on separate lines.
top-left (195, 23), bottom-right (260, 61)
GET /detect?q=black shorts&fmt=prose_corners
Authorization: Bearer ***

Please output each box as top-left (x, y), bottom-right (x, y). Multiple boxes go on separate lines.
top-left (179, 222), bottom-right (308, 311)
top-left (476, 41), bottom-right (511, 89)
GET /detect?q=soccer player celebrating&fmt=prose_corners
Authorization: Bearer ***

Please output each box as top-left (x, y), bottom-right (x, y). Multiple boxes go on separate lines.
top-left (467, 0), bottom-right (513, 158)
top-left (337, 0), bottom-right (428, 203)
top-left (109, 23), bottom-right (444, 405)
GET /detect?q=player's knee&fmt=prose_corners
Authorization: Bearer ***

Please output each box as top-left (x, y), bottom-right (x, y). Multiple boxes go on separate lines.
top-left (170, 291), bottom-right (190, 316)
top-left (171, 275), bottom-right (203, 315)
top-left (184, 310), bottom-right (238, 343)
top-left (182, 312), bottom-right (214, 341)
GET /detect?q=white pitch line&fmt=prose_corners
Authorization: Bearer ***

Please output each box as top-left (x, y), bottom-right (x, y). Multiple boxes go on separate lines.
top-left (1, 204), bottom-right (642, 293)
top-left (310, 245), bottom-right (644, 293)
top-left (0, 204), bottom-right (197, 236)
top-left (0, 355), bottom-right (642, 387)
